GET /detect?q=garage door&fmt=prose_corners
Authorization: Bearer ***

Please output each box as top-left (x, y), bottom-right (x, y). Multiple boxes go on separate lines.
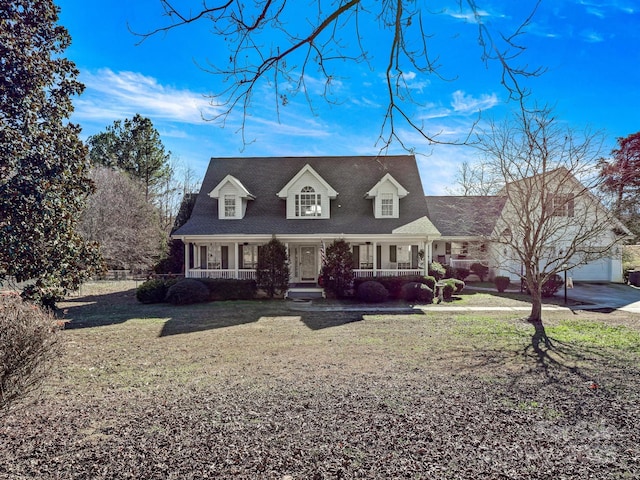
top-left (569, 258), bottom-right (611, 282)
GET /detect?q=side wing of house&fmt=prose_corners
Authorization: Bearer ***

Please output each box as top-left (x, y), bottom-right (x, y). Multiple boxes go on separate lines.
top-left (491, 168), bottom-right (631, 282)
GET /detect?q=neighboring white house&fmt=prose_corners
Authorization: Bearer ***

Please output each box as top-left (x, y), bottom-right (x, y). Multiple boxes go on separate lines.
top-left (173, 156), bottom-right (629, 286)
top-left (425, 167), bottom-right (631, 283)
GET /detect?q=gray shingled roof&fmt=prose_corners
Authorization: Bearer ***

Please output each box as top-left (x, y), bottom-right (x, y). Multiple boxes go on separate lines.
top-left (173, 155), bottom-right (431, 237)
top-left (425, 196), bottom-right (506, 237)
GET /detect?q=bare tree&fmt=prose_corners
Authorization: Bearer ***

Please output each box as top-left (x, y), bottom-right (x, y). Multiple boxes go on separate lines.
top-left (450, 160), bottom-right (503, 195)
top-left (477, 107), bottom-right (628, 322)
top-left (134, 1), bottom-right (543, 150)
top-left (79, 167), bottom-right (164, 272)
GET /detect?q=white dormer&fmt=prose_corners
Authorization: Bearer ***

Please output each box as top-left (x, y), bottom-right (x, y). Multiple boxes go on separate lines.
top-left (209, 174), bottom-right (255, 220)
top-left (365, 173), bottom-right (408, 219)
top-left (277, 164), bottom-right (338, 219)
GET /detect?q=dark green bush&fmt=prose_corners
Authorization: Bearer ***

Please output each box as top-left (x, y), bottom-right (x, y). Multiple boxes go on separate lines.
top-left (428, 262), bottom-right (446, 280)
top-left (470, 263), bottom-right (489, 281)
top-left (165, 279), bottom-right (210, 305)
top-left (198, 278), bottom-right (257, 301)
top-left (401, 282), bottom-right (434, 303)
top-left (352, 276), bottom-right (435, 300)
top-left (357, 281), bottom-right (389, 303)
top-left (522, 274), bottom-right (564, 298)
top-left (494, 276), bottom-right (511, 293)
top-left (136, 278), bottom-right (177, 304)
top-left (453, 267), bottom-right (470, 281)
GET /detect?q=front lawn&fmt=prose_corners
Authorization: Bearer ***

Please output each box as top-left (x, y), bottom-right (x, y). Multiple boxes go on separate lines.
top-left (1, 281), bottom-right (639, 479)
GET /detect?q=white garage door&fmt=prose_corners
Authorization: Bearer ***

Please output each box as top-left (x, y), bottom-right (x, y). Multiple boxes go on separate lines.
top-left (569, 258), bottom-right (612, 282)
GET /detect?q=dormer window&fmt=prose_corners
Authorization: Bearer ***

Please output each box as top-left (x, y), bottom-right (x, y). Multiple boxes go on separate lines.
top-left (209, 174), bottom-right (255, 220)
top-left (224, 194), bottom-right (236, 218)
top-left (296, 186), bottom-right (322, 217)
top-left (365, 173), bottom-right (408, 219)
top-left (278, 164), bottom-right (337, 219)
top-left (381, 193), bottom-right (394, 217)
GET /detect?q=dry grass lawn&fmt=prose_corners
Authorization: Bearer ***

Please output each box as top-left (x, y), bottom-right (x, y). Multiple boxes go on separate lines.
top-left (1, 281), bottom-right (639, 479)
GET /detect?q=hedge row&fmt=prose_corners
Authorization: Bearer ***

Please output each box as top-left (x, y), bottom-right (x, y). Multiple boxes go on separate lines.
top-left (136, 278), bottom-right (257, 305)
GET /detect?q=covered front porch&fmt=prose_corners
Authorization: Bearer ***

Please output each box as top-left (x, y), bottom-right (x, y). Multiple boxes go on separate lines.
top-left (182, 237), bottom-right (433, 283)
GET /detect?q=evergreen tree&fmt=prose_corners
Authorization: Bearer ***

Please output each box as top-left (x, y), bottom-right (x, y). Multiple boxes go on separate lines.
top-left (0, 0), bottom-right (102, 306)
top-left (87, 114), bottom-right (171, 202)
top-left (256, 238), bottom-right (289, 298)
top-left (321, 239), bottom-right (354, 298)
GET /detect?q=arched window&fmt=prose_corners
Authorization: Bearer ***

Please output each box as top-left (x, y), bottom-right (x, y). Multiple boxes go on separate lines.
top-left (295, 186), bottom-right (322, 217)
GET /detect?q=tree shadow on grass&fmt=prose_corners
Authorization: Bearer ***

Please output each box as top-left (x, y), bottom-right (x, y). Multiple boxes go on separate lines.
top-left (60, 289), bottom-right (392, 336)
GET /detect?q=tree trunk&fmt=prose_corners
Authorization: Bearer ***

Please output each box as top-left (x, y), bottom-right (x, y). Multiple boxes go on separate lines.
top-left (528, 289), bottom-right (543, 323)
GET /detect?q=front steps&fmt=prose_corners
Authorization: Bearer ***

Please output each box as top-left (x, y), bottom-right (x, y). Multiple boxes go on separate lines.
top-left (285, 283), bottom-right (325, 300)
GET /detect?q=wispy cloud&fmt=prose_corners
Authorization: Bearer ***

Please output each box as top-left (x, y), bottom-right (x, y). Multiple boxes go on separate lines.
top-left (75, 69), bottom-right (221, 124)
top-left (581, 30), bottom-right (605, 42)
top-left (451, 90), bottom-right (499, 114)
top-left (446, 8), bottom-right (493, 23)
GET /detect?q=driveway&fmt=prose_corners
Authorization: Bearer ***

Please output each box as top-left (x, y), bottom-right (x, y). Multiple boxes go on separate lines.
top-left (561, 282), bottom-right (640, 313)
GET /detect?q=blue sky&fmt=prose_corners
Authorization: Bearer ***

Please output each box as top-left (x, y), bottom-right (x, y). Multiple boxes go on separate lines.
top-left (56, 0), bottom-right (639, 194)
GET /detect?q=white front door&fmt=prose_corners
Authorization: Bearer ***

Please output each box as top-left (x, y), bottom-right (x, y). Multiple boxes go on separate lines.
top-left (300, 246), bottom-right (317, 282)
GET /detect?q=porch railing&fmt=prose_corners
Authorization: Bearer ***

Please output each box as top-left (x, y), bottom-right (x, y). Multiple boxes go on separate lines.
top-left (188, 269), bottom-right (257, 280)
top-left (449, 259), bottom-right (486, 270)
top-left (354, 268), bottom-right (422, 278)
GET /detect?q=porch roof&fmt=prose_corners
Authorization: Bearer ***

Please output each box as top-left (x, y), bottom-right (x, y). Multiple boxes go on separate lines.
top-left (174, 155), bottom-right (435, 238)
top-left (425, 196), bottom-right (506, 237)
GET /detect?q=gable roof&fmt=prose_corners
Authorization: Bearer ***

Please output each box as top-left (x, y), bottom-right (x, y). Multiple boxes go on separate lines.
top-left (425, 196), bottom-right (507, 237)
top-left (276, 163), bottom-right (338, 198)
top-left (209, 174), bottom-right (255, 199)
top-left (173, 155), bottom-right (436, 237)
top-left (365, 172), bottom-right (409, 198)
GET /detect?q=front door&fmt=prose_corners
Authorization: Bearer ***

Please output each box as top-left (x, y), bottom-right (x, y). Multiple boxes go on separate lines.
top-left (300, 246), bottom-right (317, 282)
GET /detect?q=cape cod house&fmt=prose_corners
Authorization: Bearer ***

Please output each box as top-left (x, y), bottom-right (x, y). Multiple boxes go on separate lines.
top-left (171, 156), bottom-right (441, 289)
top-left (172, 156), bottom-right (629, 288)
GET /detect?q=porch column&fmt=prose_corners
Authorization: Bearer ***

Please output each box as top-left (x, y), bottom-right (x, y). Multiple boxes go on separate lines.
top-left (373, 241), bottom-right (378, 276)
top-left (184, 241), bottom-right (190, 277)
top-left (234, 242), bottom-right (239, 279)
top-left (423, 240), bottom-right (429, 276)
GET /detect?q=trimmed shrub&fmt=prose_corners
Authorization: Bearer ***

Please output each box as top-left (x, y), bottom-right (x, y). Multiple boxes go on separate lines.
top-left (357, 281), bottom-right (389, 303)
top-left (453, 267), bottom-right (470, 281)
top-left (522, 274), bottom-right (564, 298)
top-left (470, 263), bottom-right (489, 281)
top-left (442, 281), bottom-right (456, 301)
top-left (165, 279), bottom-right (210, 305)
top-left (198, 278), bottom-right (257, 301)
top-left (494, 276), bottom-right (511, 293)
top-left (401, 282), bottom-right (434, 304)
top-left (448, 278), bottom-right (465, 294)
top-left (428, 262), bottom-right (446, 280)
top-left (352, 275), bottom-right (436, 300)
top-left (420, 275), bottom-right (436, 291)
top-left (136, 278), bottom-right (177, 304)
top-left (1, 293), bottom-right (61, 413)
